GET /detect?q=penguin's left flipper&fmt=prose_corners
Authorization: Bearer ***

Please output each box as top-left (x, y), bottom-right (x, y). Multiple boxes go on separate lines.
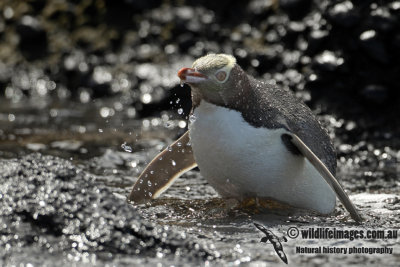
top-left (128, 130), bottom-right (197, 203)
top-left (288, 134), bottom-right (363, 223)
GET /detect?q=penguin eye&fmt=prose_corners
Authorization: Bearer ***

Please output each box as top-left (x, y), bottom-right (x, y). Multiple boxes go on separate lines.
top-left (215, 71), bottom-right (227, 82)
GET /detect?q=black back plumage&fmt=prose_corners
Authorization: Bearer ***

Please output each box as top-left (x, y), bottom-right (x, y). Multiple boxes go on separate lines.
top-left (226, 66), bottom-right (337, 175)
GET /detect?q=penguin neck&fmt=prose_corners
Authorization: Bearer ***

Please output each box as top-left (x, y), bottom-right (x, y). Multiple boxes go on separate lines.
top-left (192, 76), bottom-right (287, 131)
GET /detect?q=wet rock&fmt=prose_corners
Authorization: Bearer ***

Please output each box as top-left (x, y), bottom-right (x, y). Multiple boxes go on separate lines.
top-left (359, 30), bottom-right (389, 64)
top-left (247, 0), bottom-right (276, 16)
top-left (361, 84), bottom-right (388, 105)
top-left (16, 16), bottom-right (48, 60)
top-left (369, 6), bottom-right (396, 32)
top-left (0, 154), bottom-right (212, 265)
top-left (283, 21), bottom-right (306, 47)
top-left (313, 50), bottom-right (344, 71)
top-left (177, 33), bottom-right (197, 52)
top-left (279, 0), bottom-right (312, 20)
top-left (61, 51), bottom-right (92, 95)
top-left (328, 1), bottom-right (360, 27)
top-left (1, 0), bottom-right (398, 127)
top-left (0, 63), bottom-right (12, 90)
top-left (307, 29), bottom-right (329, 55)
top-left (89, 66), bottom-right (113, 98)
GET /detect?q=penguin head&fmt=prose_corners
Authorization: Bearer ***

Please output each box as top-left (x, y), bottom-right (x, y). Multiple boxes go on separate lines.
top-left (178, 54), bottom-right (249, 107)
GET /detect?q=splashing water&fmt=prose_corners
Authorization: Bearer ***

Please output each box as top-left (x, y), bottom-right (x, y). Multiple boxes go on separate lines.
top-left (189, 114), bottom-right (197, 123)
top-left (178, 108), bottom-right (183, 115)
top-left (121, 142), bottom-right (133, 152)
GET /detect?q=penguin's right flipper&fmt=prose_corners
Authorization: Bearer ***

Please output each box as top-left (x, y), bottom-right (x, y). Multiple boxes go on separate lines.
top-left (129, 130), bottom-right (197, 203)
top-left (289, 134), bottom-right (363, 223)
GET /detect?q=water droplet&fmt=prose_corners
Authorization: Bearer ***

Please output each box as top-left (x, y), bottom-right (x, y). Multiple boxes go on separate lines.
top-left (8, 114), bottom-right (15, 122)
top-left (178, 120), bottom-right (187, 128)
top-left (150, 170), bottom-right (154, 174)
top-left (149, 192), bottom-right (153, 197)
top-left (189, 114), bottom-right (197, 123)
top-left (167, 146), bottom-right (172, 152)
top-left (137, 187), bottom-right (140, 191)
top-left (171, 160), bottom-right (176, 166)
top-left (177, 108), bottom-right (183, 115)
top-left (147, 180), bottom-right (152, 187)
top-left (177, 142), bottom-right (182, 147)
top-left (139, 179), bottom-right (143, 184)
top-left (159, 156), bottom-right (163, 160)
top-left (141, 93), bottom-right (152, 104)
top-left (176, 98), bottom-right (180, 103)
top-left (121, 142), bottom-right (133, 152)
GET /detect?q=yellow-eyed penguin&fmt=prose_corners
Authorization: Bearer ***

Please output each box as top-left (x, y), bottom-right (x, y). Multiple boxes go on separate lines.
top-left (129, 54), bottom-right (362, 222)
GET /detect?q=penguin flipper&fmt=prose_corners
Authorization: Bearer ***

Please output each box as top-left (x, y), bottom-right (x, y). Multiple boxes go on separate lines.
top-left (289, 134), bottom-right (363, 223)
top-left (128, 130), bottom-right (197, 203)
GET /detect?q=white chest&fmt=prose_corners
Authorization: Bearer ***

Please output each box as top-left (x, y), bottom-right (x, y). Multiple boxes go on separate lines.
top-left (188, 101), bottom-right (335, 214)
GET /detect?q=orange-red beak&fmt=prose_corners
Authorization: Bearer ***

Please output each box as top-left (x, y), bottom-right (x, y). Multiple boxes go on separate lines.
top-left (178, 68), bottom-right (207, 84)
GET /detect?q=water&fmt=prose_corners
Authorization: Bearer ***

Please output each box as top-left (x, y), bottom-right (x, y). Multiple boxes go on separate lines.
top-left (121, 142), bottom-right (133, 153)
top-left (0, 97), bottom-right (399, 266)
top-left (189, 114), bottom-right (197, 123)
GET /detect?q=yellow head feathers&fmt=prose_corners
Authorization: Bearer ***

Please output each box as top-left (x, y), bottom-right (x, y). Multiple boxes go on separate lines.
top-left (192, 54), bottom-right (236, 72)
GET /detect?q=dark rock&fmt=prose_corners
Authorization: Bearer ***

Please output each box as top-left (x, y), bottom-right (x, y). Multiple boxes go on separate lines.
top-left (361, 84), bottom-right (388, 105)
top-left (16, 16), bottom-right (48, 60)
top-left (279, 0), bottom-right (313, 20)
top-left (247, 0), bottom-right (276, 16)
top-left (0, 154), bottom-right (211, 264)
top-left (89, 66), bottom-right (113, 98)
top-left (306, 30), bottom-right (329, 55)
top-left (0, 63), bottom-right (12, 90)
top-left (60, 52), bottom-right (92, 96)
top-left (186, 0), bottom-right (248, 23)
top-left (328, 1), bottom-right (360, 27)
top-left (177, 33), bottom-right (196, 52)
top-left (255, 53), bottom-right (282, 73)
top-left (283, 22), bottom-right (307, 47)
top-left (389, 1), bottom-right (400, 12)
top-left (393, 32), bottom-right (400, 46)
top-left (369, 6), bottom-right (396, 32)
top-left (313, 50), bottom-right (344, 72)
top-left (359, 30), bottom-right (389, 64)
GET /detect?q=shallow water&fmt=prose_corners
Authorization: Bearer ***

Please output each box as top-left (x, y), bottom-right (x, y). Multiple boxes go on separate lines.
top-left (1, 97), bottom-right (399, 266)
